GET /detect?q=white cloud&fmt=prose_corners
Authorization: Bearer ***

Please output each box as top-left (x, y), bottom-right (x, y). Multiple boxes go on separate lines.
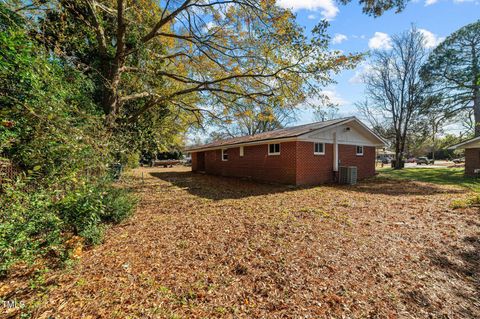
top-left (277, 0), bottom-right (339, 20)
top-left (332, 33), bottom-right (348, 44)
top-left (322, 89), bottom-right (349, 106)
top-left (307, 14), bottom-right (316, 19)
top-left (426, 0), bottom-right (475, 5)
top-left (349, 62), bottom-right (373, 84)
top-left (418, 28), bottom-right (444, 48)
top-left (368, 32), bottom-right (392, 50)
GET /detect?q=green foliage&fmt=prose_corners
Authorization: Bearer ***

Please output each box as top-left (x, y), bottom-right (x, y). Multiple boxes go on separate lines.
top-left (0, 179), bottom-right (137, 275)
top-left (0, 186), bottom-right (65, 275)
top-left (379, 167), bottom-right (480, 192)
top-left (100, 187), bottom-right (137, 224)
top-left (56, 181), bottom-right (136, 245)
top-left (421, 20), bottom-right (480, 135)
top-left (0, 4), bottom-right (137, 276)
top-left (121, 152), bottom-right (140, 169)
top-left (450, 195), bottom-right (480, 209)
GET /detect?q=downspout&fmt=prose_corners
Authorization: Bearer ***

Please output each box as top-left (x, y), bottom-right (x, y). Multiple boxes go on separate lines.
top-left (333, 130), bottom-right (338, 172)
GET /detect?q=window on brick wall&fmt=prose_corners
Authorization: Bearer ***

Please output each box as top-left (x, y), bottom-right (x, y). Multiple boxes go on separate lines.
top-left (239, 146), bottom-right (244, 157)
top-left (314, 142), bottom-right (325, 155)
top-left (222, 149), bottom-right (228, 161)
top-left (356, 146), bottom-right (364, 156)
top-left (268, 143), bottom-right (280, 155)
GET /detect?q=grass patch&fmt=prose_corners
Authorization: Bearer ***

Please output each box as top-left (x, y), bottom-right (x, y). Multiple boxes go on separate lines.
top-left (378, 167), bottom-right (480, 192)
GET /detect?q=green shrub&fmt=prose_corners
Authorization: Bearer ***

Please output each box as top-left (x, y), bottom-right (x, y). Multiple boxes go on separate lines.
top-left (0, 179), bottom-right (136, 276)
top-left (56, 187), bottom-right (104, 245)
top-left (124, 152), bottom-right (140, 169)
top-left (55, 182), bottom-right (136, 245)
top-left (0, 186), bottom-right (66, 276)
top-left (100, 187), bottom-right (137, 223)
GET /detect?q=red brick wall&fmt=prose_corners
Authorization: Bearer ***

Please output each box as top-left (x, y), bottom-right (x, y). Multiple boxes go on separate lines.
top-left (191, 141), bottom-right (377, 185)
top-left (191, 152), bottom-right (198, 171)
top-left (465, 148), bottom-right (480, 176)
top-left (195, 142), bottom-right (297, 184)
top-left (295, 142), bottom-right (334, 185)
top-left (338, 144), bottom-right (376, 180)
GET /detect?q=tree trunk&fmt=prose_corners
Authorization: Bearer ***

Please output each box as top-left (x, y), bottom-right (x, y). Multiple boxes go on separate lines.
top-left (474, 92), bottom-right (480, 137)
top-left (472, 45), bottom-right (480, 136)
top-left (395, 134), bottom-right (403, 170)
top-left (100, 58), bottom-right (123, 127)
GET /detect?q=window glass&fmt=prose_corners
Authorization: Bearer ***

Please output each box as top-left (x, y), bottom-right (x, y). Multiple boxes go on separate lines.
top-left (314, 142), bottom-right (324, 154)
top-left (356, 146), bottom-right (364, 155)
top-left (269, 144), bottom-right (280, 154)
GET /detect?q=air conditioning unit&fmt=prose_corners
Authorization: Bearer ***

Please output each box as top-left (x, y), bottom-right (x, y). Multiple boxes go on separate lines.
top-left (339, 166), bottom-right (357, 185)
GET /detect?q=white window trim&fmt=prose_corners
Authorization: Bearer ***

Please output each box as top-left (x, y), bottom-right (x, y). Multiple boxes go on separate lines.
top-left (239, 146), bottom-right (244, 157)
top-left (313, 142), bottom-right (325, 155)
top-left (356, 145), bottom-right (364, 156)
top-left (221, 149), bottom-right (228, 161)
top-left (268, 143), bottom-right (280, 156)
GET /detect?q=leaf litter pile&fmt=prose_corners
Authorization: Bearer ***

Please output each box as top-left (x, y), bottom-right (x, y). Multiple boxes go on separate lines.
top-left (2, 166), bottom-right (479, 318)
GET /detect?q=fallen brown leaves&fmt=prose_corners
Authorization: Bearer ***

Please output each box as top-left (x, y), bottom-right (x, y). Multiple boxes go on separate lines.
top-left (2, 166), bottom-right (479, 318)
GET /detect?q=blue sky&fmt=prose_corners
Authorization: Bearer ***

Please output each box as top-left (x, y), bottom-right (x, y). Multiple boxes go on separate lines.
top-left (278, 0), bottom-right (480, 129)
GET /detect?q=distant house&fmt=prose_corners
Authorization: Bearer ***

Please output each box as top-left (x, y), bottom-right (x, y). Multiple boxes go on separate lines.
top-left (450, 136), bottom-right (480, 176)
top-left (186, 117), bottom-right (386, 185)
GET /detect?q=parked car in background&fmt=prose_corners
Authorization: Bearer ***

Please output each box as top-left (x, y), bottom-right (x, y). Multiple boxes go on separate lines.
top-left (452, 157), bottom-right (465, 164)
top-left (406, 157), bottom-right (416, 163)
top-left (182, 156), bottom-right (192, 166)
top-left (416, 157), bottom-right (434, 165)
top-left (377, 155), bottom-right (392, 164)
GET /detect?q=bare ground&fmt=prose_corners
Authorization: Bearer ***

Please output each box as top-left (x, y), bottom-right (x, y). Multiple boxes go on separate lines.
top-left (2, 166), bottom-right (479, 318)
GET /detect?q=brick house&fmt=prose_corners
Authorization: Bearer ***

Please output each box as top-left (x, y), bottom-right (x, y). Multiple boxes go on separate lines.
top-left (450, 136), bottom-right (480, 176)
top-left (186, 117), bottom-right (386, 185)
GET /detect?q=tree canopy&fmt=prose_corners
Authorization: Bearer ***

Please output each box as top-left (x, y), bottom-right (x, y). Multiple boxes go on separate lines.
top-left (10, 0), bottom-right (359, 131)
top-left (358, 28), bottom-right (435, 168)
top-left (421, 20), bottom-right (480, 136)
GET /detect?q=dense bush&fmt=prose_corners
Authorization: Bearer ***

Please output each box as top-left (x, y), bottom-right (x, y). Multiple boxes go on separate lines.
top-left (0, 5), bottom-right (137, 276)
top-left (0, 185), bottom-right (65, 275)
top-left (57, 182), bottom-right (137, 245)
top-left (121, 152), bottom-right (141, 169)
top-left (0, 179), bottom-right (137, 275)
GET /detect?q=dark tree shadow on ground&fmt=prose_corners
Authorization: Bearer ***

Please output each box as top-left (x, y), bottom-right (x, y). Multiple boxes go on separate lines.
top-left (148, 170), bottom-right (462, 200)
top-left (149, 171), bottom-right (292, 200)
top-left (426, 234), bottom-right (480, 318)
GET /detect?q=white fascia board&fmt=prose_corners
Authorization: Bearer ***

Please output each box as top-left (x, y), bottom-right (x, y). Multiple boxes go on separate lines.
top-left (186, 137), bottom-right (299, 153)
top-left (297, 136), bottom-right (383, 147)
top-left (448, 136), bottom-right (480, 150)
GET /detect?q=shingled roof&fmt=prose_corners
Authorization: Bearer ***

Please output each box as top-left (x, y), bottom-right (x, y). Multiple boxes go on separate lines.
top-left (186, 117), bottom-right (356, 152)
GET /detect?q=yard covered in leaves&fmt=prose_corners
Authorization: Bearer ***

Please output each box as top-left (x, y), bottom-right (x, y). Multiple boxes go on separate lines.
top-left (2, 166), bottom-right (479, 318)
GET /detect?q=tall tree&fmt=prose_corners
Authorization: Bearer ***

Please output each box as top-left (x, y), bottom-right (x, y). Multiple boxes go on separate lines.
top-left (211, 98), bottom-right (298, 137)
top-left (421, 21), bottom-right (480, 136)
top-left (358, 28), bottom-right (433, 169)
top-left (10, 0), bottom-right (358, 129)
